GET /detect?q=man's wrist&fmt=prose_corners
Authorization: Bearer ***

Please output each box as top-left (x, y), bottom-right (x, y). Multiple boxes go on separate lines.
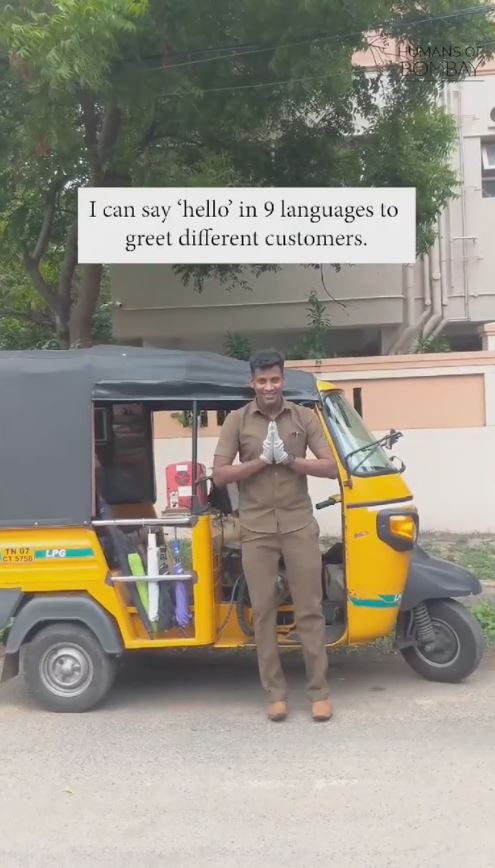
top-left (284, 453), bottom-right (296, 466)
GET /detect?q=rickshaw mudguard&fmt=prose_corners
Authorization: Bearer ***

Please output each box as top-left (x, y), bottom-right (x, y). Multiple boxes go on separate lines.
top-left (400, 544), bottom-right (482, 611)
top-left (4, 594), bottom-right (124, 656)
top-left (0, 588), bottom-right (23, 631)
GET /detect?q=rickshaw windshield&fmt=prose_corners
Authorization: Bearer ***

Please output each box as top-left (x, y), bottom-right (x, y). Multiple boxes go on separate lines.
top-left (323, 392), bottom-right (398, 477)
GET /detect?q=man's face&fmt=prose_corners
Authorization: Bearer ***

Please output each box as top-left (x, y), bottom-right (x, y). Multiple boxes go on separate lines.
top-left (250, 365), bottom-right (285, 410)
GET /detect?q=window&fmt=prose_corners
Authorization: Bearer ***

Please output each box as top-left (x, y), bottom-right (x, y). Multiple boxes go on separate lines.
top-left (352, 387), bottom-right (363, 417)
top-left (323, 392), bottom-right (397, 477)
top-left (481, 140), bottom-right (495, 198)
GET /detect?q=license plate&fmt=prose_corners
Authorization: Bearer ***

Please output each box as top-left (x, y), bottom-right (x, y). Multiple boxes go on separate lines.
top-left (0, 547), bottom-right (35, 564)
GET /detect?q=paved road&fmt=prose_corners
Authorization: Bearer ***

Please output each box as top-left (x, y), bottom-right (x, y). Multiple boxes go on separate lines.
top-left (0, 645), bottom-right (494, 868)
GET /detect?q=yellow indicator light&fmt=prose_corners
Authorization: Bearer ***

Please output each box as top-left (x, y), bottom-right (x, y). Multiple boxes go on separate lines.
top-left (389, 515), bottom-right (417, 542)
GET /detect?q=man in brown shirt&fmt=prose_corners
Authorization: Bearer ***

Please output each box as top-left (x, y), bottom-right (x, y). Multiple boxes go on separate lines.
top-left (213, 349), bottom-right (338, 722)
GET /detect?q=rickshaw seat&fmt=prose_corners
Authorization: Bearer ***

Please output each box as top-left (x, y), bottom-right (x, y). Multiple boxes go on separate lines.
top-left (111, 502), bottom-right (158, 520)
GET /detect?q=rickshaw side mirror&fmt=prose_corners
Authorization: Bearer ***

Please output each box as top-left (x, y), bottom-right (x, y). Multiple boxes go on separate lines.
top-left (387, 429), bottom-right (403, 449)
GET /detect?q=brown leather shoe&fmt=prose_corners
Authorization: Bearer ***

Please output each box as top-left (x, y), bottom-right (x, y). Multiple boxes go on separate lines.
top-left (267, 701), bottom-right (288, 721)
top-left (312, 699), bottom-right (333, 721)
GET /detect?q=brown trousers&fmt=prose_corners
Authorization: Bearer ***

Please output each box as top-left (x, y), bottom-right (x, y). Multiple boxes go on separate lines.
top-left (240, 519), bottom-right (329, 702)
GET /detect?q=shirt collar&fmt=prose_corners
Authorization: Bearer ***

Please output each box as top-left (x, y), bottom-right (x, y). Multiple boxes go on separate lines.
top-left (247, 397), bottom-right (292, 418)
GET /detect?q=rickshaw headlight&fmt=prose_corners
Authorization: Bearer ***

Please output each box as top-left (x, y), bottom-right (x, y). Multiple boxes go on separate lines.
top-left (377, 510), bottom-right (418, 551)
top-left (389, 515), bottom-right (417, 543)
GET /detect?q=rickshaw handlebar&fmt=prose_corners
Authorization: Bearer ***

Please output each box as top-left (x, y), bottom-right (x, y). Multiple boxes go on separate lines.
top-left (315, 496), bottom-right (341, 510)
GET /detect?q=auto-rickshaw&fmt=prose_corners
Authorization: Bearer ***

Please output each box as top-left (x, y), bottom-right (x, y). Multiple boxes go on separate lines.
top-left (0, 346), bottom-right (484, 712)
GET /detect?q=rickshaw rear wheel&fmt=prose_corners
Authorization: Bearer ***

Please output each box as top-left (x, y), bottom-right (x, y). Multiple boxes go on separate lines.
top-left (400, 598), bottom-right (484, 683)
top-left (24, 623), bottom-right (117, 712)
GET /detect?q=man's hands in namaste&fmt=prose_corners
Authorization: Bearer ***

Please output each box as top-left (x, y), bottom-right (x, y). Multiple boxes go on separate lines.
top-left (260, 420), bottom-right (292, 465)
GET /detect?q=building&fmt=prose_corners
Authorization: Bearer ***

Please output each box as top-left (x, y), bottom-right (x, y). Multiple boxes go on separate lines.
top-left (110, 49), bottom-right (495, 357)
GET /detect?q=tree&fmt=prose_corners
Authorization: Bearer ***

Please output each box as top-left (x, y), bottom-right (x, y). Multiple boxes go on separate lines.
top-left (414, 332), bottom-right (451, 354)
top-left (0, 255), bottom-right (113, 349)
top-left (224, 332), bottom-right (253, 361)
top-left (1, 0), bottom-right (494, 347)
top-left (287, 290), bottom-right (332, 360)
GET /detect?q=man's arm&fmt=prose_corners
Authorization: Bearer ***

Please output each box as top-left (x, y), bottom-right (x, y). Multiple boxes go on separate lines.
top-left (289, 445), bottom-right (338, 479)
top-left (212, 409), bottom-right (270, 487)
top-left (276, 410), bottom-right (339, 478)
top-left (212, 454), bottom-right (268, 487)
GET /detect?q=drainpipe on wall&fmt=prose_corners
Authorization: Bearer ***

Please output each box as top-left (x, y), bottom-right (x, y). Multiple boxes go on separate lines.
top-left (429, 208), bottom-right (450, 339)
top-left (422, 228), bottom-right (444, 339)
top-left (421, 83), bottom-right (450, 342)
top-left (400, 255), bottom-right (433, 352)
top-left (456, 84), bottom-right (471, 320)
top-left (388, 259), bottom-right (430, 354)
top-left (388, 263), bottom-right (416, 353)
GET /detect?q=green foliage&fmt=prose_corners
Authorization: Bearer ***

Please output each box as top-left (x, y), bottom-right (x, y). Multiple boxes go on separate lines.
top-left (0, 256), bottom-right (113, 349)
top-left (415, 332), bottom-right (451, 353)
top-left (224, 332), bottom-right (253, 361)
top-left (0, 619), bottom-right (13, 645)
top-left (473, 602), bottom-right (495, 643)
top-left (360, 104), bottom-right (460, 254)
top-left (1, 0), bottom-right (495, 345)
top-left (174, 410), bottom-right (193, 428)
top-left (288, 290), bottom-right (332, 359)
top-left (2, 0), bottom-right (147, 91)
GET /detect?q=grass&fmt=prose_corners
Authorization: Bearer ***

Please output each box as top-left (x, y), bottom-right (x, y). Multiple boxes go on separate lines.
top-left (422, 537), bottom-right (495, 582)
top-left (0, 622), bottom-right (11, 646)
top-left (472, 601), bottom-right (495, 643)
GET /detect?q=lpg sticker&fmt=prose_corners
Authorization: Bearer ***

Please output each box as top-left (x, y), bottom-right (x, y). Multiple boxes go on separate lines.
top-left (36, 548), bottom-right (95, 560)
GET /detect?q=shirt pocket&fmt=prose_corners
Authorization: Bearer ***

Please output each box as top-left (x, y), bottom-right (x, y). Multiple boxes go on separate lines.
top-left (285, 425), bottom-right (307, 457)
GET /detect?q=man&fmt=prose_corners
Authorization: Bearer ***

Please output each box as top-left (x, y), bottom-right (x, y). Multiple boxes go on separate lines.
top-left (212, 349), bottom-right (339, 722)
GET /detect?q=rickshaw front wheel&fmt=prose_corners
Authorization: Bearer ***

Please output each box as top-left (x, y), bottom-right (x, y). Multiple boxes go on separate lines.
top-left (400, 599), bottom-right (484, 683)
top-left (24, 623), bottom-right (118, 712)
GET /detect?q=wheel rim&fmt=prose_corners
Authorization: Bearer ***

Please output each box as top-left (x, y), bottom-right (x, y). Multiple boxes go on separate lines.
top-left (40, 643), bottom-right (94, 697)
top-left (415, 617), bottom-right (461, 667)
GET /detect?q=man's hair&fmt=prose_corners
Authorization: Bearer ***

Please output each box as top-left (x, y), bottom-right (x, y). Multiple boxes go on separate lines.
top-left (249, 348), bottom-right (285, 376)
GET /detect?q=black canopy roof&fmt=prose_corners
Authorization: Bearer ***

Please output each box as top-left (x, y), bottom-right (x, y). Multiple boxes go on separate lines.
top-left (0, 345), bottom-right (319, 403)
top-left (0, 346), bottom-right (320, 527)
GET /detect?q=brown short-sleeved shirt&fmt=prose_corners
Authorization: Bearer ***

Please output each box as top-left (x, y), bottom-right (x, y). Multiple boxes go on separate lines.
top-left (214, 398), bottom-right (329, 534)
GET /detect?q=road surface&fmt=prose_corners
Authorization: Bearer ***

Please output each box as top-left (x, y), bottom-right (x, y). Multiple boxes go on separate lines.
top-left (0, 645), bottom-right (494, 867)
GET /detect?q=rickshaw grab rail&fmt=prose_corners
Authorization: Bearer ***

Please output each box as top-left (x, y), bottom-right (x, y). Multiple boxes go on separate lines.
top-left (109, 572), bottom-right (198, 584)
top-left (92, 517), bottom-right (197, 528)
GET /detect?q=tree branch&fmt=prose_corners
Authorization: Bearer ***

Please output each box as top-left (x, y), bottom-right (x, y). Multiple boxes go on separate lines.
top-left (58, 221), bottom-right (78, 305)
top-left (319, 264), bottom-right (346, 309)
top-left (22, 251), bottom-right (59, 312)
top-left (138, 118), bottom-right (157, 153)
top-left (80, 90), bottom-right (100, 177)
top-left (98, 102), bottom-right (122, 164)
top-left (31, 177), bottom-right (64, 264)
top-left (69, 263), bottom-right (103, 348)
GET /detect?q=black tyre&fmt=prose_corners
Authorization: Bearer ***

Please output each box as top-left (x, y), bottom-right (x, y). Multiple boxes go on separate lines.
top-left (400, 599), bottom-right (485, 683)
top-left (23, 622), bottom-right (117, 712)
